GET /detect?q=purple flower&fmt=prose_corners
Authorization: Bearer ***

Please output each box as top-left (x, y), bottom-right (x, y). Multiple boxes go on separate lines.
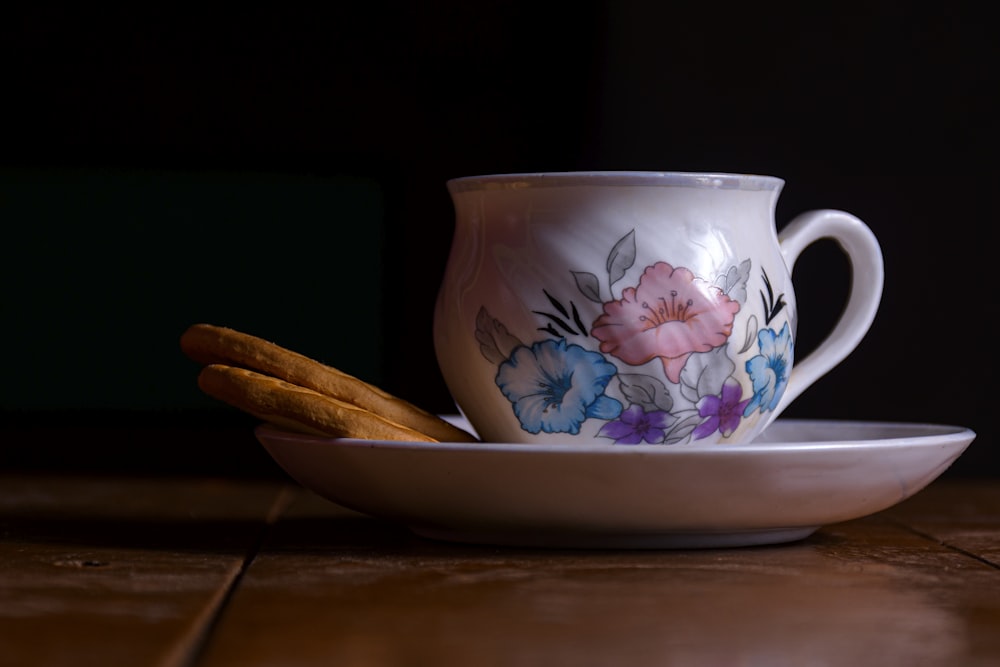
top-left (693, 379), bottom-right (750, 440)
top-left (598, 404), bottom-right (675, 444)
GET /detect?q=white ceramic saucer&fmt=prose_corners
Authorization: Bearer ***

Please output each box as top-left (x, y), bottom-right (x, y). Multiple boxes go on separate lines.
top-left (254, 417), bottom-right (975, 549)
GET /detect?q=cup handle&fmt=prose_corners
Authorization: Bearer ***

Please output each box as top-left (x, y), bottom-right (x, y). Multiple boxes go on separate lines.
top-left (775, 209), bottom-right (884, 417)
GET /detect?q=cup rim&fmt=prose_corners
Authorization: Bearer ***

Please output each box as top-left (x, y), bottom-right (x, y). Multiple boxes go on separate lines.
top-left (447, 171), bottom-right (785, 193)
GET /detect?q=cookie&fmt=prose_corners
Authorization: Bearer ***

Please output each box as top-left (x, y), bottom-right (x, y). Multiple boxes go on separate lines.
top-left (181, 323), bottom-right (476, 442)
top-left (198, 364), bottom-right (438, 441)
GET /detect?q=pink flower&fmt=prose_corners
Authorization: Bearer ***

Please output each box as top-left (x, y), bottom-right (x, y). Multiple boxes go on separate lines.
top-left (591, 262), bottom-right (740, 383)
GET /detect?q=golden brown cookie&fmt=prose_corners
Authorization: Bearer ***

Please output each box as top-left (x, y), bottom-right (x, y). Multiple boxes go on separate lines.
top-left (181, 323), bottom-right (476, 442)
top-left (198, 364), bottom-right (438, 441)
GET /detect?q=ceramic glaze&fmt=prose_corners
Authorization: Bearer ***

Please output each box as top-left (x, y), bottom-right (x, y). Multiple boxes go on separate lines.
top-left (255, 418), bottom-right (974, 549)
top-left (434, 172), bottom-right (884, 446)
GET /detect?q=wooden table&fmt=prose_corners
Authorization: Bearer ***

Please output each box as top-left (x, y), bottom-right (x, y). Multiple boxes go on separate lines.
top-left (1, 473), bottom-right (997, 667)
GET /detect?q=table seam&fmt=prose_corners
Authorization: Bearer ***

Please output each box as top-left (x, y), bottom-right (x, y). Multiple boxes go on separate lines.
top-left (888, 518), bottom-right (1000, 571)
top-left (162, 483), bottom-right (300, 667)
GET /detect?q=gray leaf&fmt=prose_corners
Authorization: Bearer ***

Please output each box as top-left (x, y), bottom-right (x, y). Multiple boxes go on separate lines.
top-left (618, 373), bottom-right (673, 412)
top-left (738, 315), bottom-right (759, 354)
top-left (679, 347), bottom-right (736, 399)
top-left (717, 259), bottom-right (752, 304)
top-left (475, 307), bottom-right (523, 363)
top-left (572, 271), bottom-right (603, 303)
top-left (663, 410), bottom-right (702, 444)
top-left (606, 229), bottom-right (636, 287)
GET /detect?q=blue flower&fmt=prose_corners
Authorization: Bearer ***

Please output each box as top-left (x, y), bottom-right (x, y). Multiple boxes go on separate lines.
top-left (496, 339), bottom-right (623, 434)
top-left (743, 323), bottom-right (793, 416)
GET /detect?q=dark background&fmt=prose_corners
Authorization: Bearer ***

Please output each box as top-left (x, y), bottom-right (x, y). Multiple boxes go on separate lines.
top-left (2, 3), bottom-right (994, 478)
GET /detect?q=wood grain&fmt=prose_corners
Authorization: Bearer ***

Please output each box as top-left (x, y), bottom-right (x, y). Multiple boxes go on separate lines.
top-left (2, 476), bottom-right (997, 667)
top-left (0, 475), bottom-right (291, 667)
top-left (201, 482), bottom-right (1000, 667)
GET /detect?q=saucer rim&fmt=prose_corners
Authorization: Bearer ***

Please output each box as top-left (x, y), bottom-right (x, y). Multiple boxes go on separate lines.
top-left (252, 417), bottom-right (975, 549)
top-left (254, 418), bottom-right (976, 455)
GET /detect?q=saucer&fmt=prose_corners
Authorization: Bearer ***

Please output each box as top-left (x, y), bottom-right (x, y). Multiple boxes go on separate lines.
top-left (254, 417), bottom-right (975, 549)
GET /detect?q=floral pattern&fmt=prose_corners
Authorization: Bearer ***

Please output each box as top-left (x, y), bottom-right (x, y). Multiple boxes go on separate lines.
top-left (495, 339), bottom-right (623, 435)
top-left (743, 323), bottom-right (793, 416)
top-left (591, 262), bottom-right (740, 384)
top-left (693, 379), bottom-right (750, 439)
top-left (475, 229), bottom-right (794, 445)
top-left (597, 404), bottom-right (675, 445)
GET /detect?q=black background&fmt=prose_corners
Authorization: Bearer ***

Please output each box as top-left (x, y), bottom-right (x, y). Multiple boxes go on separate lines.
top-left (2, 3), bottom-right (995, 478)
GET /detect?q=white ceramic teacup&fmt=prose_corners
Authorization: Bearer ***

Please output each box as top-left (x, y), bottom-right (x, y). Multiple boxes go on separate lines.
top-left (434, 172), bottom-right (883, 446)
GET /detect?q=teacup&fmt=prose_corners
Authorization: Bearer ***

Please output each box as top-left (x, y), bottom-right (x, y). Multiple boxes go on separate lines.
top-left (433, 172), bottom-right (883, 445)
